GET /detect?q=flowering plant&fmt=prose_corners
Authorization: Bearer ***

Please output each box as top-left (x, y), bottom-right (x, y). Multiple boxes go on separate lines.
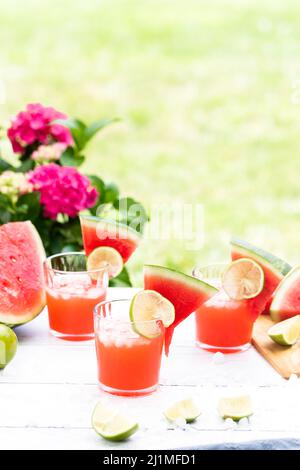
top-left (0, 103), bottom-right (148, 286)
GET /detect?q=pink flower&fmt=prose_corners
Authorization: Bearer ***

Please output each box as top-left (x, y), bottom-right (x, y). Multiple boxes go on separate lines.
top-left (7, 103), bottom-right (73, 153)
top-left (28, 163), bottom-right (98, 219)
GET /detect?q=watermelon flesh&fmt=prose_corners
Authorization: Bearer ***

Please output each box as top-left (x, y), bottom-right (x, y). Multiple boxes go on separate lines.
top-left (144, 265), bottom-right (217, 355)
top-left (270, 266), bottom-right (300, 322)
top-left (0, 221), bottom-right (46, 326)
top-left (80, 216), bottom-right (141, 263)
top-left (231, 238), bottom-right (291, 318)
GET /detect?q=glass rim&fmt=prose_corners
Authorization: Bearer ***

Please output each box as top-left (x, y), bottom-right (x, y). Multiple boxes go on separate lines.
top-left (44, 251), bottom-right (109, 275)
top-left (94, 298), bottom-right (164, 325)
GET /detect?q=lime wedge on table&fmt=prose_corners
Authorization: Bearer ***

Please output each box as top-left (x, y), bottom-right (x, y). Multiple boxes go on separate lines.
top-left (218, 394), bottom-right (253, 421)
top-left (87, 246), bottom-right (123, 279)
top-left (164, 399), bottom-right (201, 423)
top-left (92, 401), bottom-right (138, 442)
top-left (0, 325), bottom-right (18, 369)
top-left (130, 290), bottom-right (175, 339)
top-left (222, 258), bottom-right (264, 300)
top-left (268, 315), bottom-right (300, 346)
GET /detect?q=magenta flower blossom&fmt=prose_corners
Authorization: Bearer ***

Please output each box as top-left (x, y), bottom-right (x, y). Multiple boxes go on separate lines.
top-left (28, 164), bottom-right (98, 219)
top-left (7, 103), bottom-right (73, 153)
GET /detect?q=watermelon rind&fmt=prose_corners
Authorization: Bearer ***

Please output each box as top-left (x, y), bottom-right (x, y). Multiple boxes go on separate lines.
top-left (80, 216), bottom-right (142, 242)
top-left (270, 265), bottom-right (300, 323)
top-left (0, 221), bottom-right (46, 326)
top-left (144, 264), bottom-right (218, 297)
top-left (231, 238), bottom-right (291, 278)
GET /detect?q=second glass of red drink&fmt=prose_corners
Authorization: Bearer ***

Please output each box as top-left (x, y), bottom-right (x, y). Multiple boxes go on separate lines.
top-left (44, 252), bottom-right (109, 341)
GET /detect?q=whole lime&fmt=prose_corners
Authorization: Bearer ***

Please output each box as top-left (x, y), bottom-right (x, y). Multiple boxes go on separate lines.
top-left (0, 324), bottom-right (18, 369)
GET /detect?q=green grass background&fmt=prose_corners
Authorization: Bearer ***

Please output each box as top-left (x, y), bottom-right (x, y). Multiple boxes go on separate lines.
top-left (1, 0), bottom-right (300, 285)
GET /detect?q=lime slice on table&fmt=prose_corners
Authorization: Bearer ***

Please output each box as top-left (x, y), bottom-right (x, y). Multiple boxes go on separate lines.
top-left (87, 246), bottom-right (123, 279)
top-left (164, 399), bottom-right (201, 423)
top-left (222, 258), bottom-right (264, 300)
top-left (130, 290), bottom-right (175, 339)
top-left (218, 394), bottom-right (253, 421)
top-left (0, 324), bottom-right (18, 369)
top-left (268, 315), bottom-right (300, 346)
top-left (92, 401), bottom-right (138, 442)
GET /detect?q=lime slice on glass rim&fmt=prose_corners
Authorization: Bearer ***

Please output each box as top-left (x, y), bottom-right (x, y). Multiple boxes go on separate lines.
top-left (164, 398), bottom-right (201, 423)
top-left (218, 394), bottom-right (253, 421)
top-left (92, 400), bottom-right (138, 442)
top-left (268, 315), bottom-right (300, 346)
top-left (87, 246), bottom-right (123, 279)
top-left (222, 258), bottom-right (264, 300)
top-left (129, 290), bottom-right (175, 339)
top-left (0, 324), bottom-right (18, 370)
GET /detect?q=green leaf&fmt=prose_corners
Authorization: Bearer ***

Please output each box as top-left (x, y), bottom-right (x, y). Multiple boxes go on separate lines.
top-left (53, 118), bottom-right (87, 151)
top-left (109, 266), bottom-right (132, 287)
top-left (86, 175), bottom-right (105, 198)
top-left (60, 147), bottom-right (85, 167)
top-left (85, 175), bottom-right (105, 214)
top-left (15, 159), bottom-right (35, 173)
top-left (113, 197), bottom-right (149, 233)
top-left (0, 210), bottom-right (12, 224)
top-left (0, 158), bottom-right (14, 173)
top-left (16, 192), bottom-right (41, 220)
top-left (103, 182), bottom-right (120, 203)
top-left (84, 118), bottom-right (119, 143)
top-left (0, 195), bottom-right (15, 218)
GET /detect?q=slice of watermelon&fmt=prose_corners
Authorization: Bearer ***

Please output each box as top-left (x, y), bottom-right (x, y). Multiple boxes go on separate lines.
top-left (80, 216), bottom-right (141, 263)
top-left (0, 221), bottom-right (46, 326)
top-left (270, 266), bottom-right (300, 322)
top-left (144, 265), bottom-right (218, 355)
top-left (231, 238), bottom-right (291, 317)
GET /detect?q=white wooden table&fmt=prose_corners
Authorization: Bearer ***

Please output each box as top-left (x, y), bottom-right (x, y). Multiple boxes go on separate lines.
top-left (1, 288), bottom-right (300, 450)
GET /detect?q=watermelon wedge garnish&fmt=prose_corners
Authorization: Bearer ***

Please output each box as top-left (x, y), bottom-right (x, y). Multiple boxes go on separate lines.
top-left (0, 221), bottom-right (46, 326)
top-left (270, 266), bottom-right (300, 322)
top-left (80, 216), bottom-right (141, 263)
top-left (231, 238), bottom-right (292, 317)
top-left (144, 265), bottom-right (217, 355)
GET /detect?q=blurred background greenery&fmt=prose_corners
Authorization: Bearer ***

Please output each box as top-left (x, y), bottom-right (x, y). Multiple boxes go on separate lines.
top-left (1, 0), bottom-right (300, 285)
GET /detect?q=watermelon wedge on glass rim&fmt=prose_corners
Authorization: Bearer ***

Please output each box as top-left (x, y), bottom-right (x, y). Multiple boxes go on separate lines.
top-left (230, 238), bottom-right (292, 318)
top-left (80, 215), bottom-right (141, 263)
top-left (144, 265), bottom-right (217, 355)
top-left (270, 266), bottom-right (300, 322)
top-left (0, 221), bottom-right (46, 327)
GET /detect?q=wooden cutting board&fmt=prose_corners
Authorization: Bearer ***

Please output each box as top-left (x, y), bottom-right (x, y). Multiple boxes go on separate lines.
top-left (252, 315), bottom-right (300, 379)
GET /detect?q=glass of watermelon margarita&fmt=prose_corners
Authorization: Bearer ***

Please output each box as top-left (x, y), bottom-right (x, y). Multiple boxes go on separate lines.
top-left (44, 252), bottom-right (109, 341)
top-left (193, 264), bottom-right (254, 353)
top-left (94, 299), bottom-right (165, 396)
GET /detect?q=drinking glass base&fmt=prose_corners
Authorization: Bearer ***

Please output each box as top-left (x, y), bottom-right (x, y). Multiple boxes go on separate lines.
top-left (196, 340), bottom-right (251, 354)
top-left (50, 329), bottom-right (94, 341)
top-left (99, 382), bottom-right (158, 397)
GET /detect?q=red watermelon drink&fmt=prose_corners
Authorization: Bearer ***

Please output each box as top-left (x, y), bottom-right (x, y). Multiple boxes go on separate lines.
top-left (195, 290), bottom-right (255, 353)
top-left (94, 295), bottom-right (170, 396)
top-left (193, 240), bottom-right (292, 353)
top-left (44, 253), bottom-right (108, 341)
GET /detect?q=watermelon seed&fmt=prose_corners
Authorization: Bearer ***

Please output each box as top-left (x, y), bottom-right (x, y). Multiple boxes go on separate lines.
top-left (9, 256), bottom-right (16, 263)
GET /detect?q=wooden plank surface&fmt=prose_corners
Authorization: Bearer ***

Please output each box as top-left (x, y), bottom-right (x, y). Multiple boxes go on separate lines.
top-left (0, 288), bottom-right (299, 450)
top-left (252, 315), bottom-right (300, 379)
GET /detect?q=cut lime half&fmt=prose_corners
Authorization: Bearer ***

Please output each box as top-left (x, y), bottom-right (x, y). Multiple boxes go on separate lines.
top-left (0, 325), bottom-right (18, 369)
top-left (92, 401), bottom-right (138, 442)
top-left (87, 246), bottom-right (123, 279)
top-left (218, 394), bottom-right (253, 421)
top-left (268, 315), bottom-right (300, 346)
top-left (222, 258), bottom-right (264, 300)
top-left (164, 399), bottom-right (201, 423)
top-left (130, 290), bottom-right (175, 339)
